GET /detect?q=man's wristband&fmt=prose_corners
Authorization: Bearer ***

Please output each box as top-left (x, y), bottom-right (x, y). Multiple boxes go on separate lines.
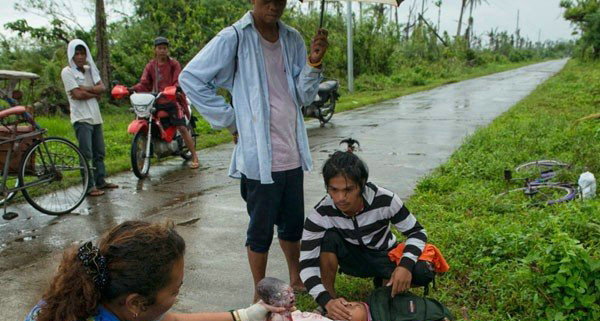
top-left (307, 59), bottom-right (322, 68)
top-left (229, 309), bottom-right (240, 321)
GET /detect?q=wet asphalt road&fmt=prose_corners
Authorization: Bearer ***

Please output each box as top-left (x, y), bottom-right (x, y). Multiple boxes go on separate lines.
top-left (0, 59), bottom-right (567, 319)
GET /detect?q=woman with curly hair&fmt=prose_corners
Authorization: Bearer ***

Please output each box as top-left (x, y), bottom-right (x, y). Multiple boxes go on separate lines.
top-left (25, 220), bottom-right (283, 321)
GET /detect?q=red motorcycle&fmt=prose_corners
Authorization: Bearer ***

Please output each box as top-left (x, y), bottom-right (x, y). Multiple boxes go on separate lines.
top-left (111, 85), bottom-right (197, 179)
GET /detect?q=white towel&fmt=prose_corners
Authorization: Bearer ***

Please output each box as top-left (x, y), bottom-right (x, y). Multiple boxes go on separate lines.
top-left (67, 39), bottom-right (102, 84)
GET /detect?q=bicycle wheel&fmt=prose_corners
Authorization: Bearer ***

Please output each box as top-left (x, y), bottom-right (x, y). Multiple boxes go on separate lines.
top-left (19, 137), bottom-right (89, 215)
top-left (131, 131), bottom-right (151, 179)
top-left (515, 160), bottom-right (569, 181)
top-left (494, 184), bottom-right (576, 211)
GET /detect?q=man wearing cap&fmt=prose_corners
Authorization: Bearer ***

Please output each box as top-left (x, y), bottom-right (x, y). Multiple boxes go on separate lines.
top-left (180, 0), bottom-right (328, 302)
top-left (130, 36), bottom-right (199, 169)
top-left (61, 39), bottom-right (118, 196)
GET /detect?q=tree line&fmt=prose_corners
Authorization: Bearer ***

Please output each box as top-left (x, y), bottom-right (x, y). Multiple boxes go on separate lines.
top-left (0, 0), bottom-right (574, 112)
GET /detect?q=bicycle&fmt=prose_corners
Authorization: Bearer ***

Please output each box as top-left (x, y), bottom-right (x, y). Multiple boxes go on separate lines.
top-left (0, 106), bottom-right (89, 216)
top-left (494, 160), bottom-right (577, 210)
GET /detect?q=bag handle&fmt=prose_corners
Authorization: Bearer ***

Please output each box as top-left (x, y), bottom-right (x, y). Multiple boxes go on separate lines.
top-left (231, 25), bottom-right (241, 107)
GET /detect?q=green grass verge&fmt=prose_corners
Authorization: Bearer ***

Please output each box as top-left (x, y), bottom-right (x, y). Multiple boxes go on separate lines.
top-left (35, 59), bottom-right (550, 177)
top-left (296, 59), bottom-right (600, 320)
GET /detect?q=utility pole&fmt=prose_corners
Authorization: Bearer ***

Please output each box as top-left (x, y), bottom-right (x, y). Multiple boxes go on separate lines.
top-left (515, 9), bottom-right (520, 48)
top-left (347, 0), bottom-right (354, 93)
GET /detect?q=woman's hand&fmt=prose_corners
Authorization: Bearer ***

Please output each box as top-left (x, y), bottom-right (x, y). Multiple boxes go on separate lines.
top-left (236, 300), bottom-right (287, 321)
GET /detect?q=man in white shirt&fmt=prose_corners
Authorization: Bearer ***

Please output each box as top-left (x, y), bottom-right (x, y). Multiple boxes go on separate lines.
top-left (61, 39), bottom-right (117, 196)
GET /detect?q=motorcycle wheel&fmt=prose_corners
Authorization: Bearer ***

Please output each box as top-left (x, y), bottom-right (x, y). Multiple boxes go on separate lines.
top-left (317, 99), bottom-right (335, 124)
top-left (180, 124), bottom-right (197, 161)
top-left (131, 131), bottom-right (151, 179)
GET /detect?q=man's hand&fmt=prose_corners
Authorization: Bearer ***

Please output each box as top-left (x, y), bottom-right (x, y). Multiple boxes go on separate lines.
top-left (309, 29), bottom-right (329, 66)
top-left (387, 266), bottom-right (412, 297)
top-left (325, 298), bottom-right (352, 321)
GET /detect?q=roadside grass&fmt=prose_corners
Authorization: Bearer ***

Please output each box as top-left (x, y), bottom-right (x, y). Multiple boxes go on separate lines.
top-left (296, 59), bottom-right (600, 320)
top-left (35, 59), bottom-right (551, 177)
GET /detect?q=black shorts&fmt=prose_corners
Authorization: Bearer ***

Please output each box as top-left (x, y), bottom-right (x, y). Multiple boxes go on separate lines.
top-left (321, 230), bottom-right (435, 286)
top-left (240, 167), bottom-right (304, 253)
top-left (321, 230), bottom-right (397, 279)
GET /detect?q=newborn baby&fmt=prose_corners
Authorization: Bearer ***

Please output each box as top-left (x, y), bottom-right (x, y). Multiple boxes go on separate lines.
top-left (257, 277), bottom-right (296, 321)
top-left (256, 277), bottom-right (369, 321)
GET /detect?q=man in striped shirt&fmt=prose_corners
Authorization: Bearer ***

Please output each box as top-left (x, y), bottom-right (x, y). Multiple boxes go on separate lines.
top-left (300, 140), bottom-right (427, 321)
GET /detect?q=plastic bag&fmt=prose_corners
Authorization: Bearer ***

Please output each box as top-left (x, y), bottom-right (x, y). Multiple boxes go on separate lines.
top-left (578, 172), bottom-right (596, 199)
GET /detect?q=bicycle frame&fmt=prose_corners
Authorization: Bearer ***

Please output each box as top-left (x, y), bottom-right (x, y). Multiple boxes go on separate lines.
top-left (0, 127), bottom-right (48, 196)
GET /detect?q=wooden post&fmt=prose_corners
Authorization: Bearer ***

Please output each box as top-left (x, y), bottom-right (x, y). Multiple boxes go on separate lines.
top-left (95, 0), bottom-right (110, 87)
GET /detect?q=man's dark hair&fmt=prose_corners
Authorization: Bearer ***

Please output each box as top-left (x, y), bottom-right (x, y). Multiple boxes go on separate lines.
top-left (322, 138), bottom-right (369, 192)
top-left (74, 45), bottom-right (86, 53)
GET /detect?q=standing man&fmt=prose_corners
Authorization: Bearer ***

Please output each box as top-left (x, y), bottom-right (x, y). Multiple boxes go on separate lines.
top-left (61, 39), bottom-right (118, 197)
top-left (130, 37), bottom-right (199, 169)
top-left (180, 0), bottom-right (328, 301)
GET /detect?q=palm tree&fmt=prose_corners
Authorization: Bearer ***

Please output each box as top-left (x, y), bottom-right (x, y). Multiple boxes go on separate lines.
top-left (456, 0), bottom-right (467, 37)
top-left (457, 0), bottom-right (486, 39)
top-left (95, 0), bottom-right (110, 86)
top-left (467, 0), bottom-right (487, 42)
top-left (434, 0), bottom-right (442, 32)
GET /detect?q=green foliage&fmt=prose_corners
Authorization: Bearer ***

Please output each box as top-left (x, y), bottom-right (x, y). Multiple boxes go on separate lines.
top-left (399, 59), bottom-right (600, 320)
top-left (561, 0), bottom-right (600, 59)
top-left (1, 1), bottom-right (572, 110)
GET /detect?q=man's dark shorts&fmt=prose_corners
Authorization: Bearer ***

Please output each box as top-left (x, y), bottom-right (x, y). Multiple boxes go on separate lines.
top-left (241, 167), bottom-right (304, 253)
top-left (321, 230), bottom-right (397, 279)
top-left (321, 230), bottom-right (435, 287)
top-left (155, 101), bottom-right (186, 127)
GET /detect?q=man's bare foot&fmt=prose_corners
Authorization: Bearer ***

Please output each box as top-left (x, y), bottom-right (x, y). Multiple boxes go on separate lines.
top-left (189, 160), bottom-right (199, 169)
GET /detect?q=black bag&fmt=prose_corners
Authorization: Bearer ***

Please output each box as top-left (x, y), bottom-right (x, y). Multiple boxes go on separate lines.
top-left (367, 287), bottom-right (454, 321)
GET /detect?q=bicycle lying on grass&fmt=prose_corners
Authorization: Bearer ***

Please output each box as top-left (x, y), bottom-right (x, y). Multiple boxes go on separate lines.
top-left (494, 160), bottom-right (578, 210)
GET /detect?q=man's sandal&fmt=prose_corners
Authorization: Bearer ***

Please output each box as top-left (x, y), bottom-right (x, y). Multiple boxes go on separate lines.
top-left (87, 188), bottom-right (105, 196)
top-left (98, 182), bottom-right (119, 189)
top-left (189, 161), bottom-right (200, 169)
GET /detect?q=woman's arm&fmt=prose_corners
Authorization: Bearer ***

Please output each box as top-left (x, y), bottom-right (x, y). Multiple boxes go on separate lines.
top-left (163, 312), bottom-right (232, 321)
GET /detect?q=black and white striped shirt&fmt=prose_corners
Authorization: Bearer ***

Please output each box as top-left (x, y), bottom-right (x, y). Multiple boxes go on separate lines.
top-left (299, 182), bottom-right (427, 308)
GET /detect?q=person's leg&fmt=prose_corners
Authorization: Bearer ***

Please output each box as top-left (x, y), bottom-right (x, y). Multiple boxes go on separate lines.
top-left (172, 101), bottom-right (198, 167)
top-left (73, 122), bottom-right (100, 194)
top-left (277, 167), bottom-right (305, 290)
top-left (176, 125), bottom-right (199, 166)
top-left (91, 124), bottom-right (107, 187)
top-left (247, 247), bottom-right (268, 303)
top-left (241, 173), bottom-right (284, 302)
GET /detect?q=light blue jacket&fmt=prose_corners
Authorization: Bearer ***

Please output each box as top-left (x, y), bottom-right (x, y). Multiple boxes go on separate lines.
top-left (180, 12), bottom-right (322, 184)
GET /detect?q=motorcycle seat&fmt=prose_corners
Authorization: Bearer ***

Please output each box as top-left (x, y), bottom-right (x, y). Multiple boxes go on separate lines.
top-left (318, 80), bottom-right (338, 94)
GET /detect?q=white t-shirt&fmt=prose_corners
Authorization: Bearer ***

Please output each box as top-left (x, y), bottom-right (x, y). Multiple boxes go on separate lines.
top-left (61, 66), bottom-right (103, 125)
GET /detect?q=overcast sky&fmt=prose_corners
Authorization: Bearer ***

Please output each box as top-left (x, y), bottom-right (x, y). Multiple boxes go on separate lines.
top-left (0, 0), bottom-right (576, 43)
